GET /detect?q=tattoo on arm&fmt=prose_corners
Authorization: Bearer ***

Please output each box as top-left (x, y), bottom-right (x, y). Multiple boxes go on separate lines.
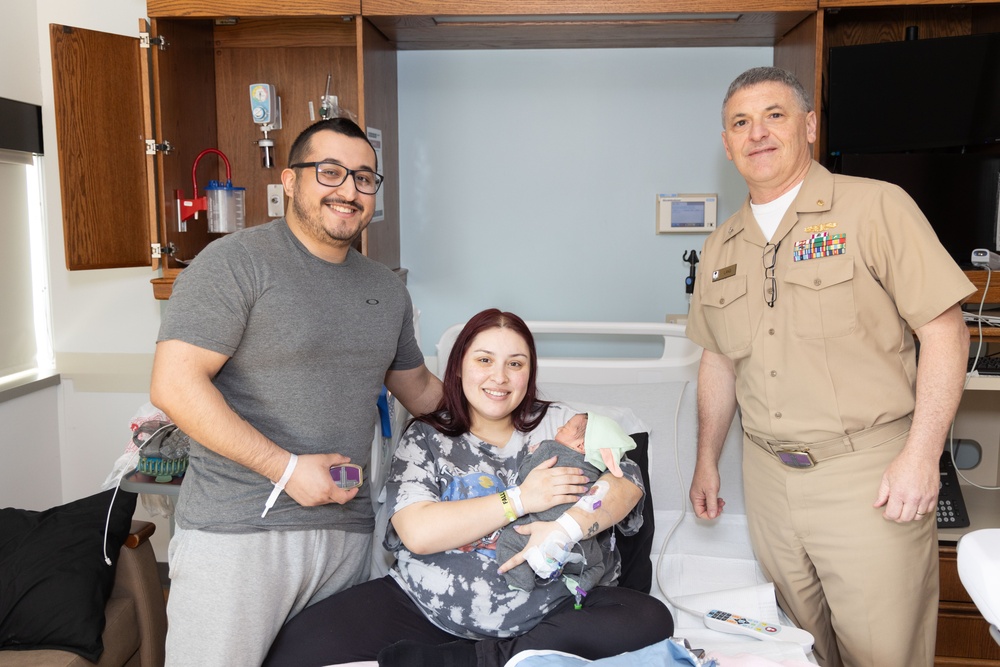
top-left (586, 522), bottom-right (600, 538)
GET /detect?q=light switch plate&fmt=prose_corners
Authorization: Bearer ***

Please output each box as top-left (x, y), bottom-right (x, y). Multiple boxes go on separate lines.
top-left (267, 184), bottom-right (284, 217)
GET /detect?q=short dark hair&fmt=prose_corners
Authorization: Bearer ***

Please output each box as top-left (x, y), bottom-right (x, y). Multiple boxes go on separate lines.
top-left (287, 117), bottom-right (377, 170)
top-left (418, 308), bottom-right (551, 437)
top-left (721, 66), bottom-right (812, 127)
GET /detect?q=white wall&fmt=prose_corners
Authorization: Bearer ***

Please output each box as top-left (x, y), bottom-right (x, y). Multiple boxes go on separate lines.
top-left (0, 383), bottom-right (61, 510)
top-left (398, 47), bottom-right (769, 353)
top-left (0, 0), bottom-right (41, 104)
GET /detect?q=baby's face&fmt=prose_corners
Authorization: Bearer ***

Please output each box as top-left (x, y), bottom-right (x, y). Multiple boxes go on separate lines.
top-left (555, 413), bottom-right (588, 453)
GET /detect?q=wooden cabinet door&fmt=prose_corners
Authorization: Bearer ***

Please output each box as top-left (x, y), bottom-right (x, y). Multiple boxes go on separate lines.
top-left (50, 24), bottom-right (154, 270)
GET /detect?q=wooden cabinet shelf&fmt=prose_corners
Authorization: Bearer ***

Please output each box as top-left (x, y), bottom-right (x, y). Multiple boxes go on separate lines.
top-left (965, 270), bottom-right (1000, 338)
top-left (937, 544), bottom-right (1000, 666)
top-left (363, 2), bottom-right (816, 50)
top-left (146, 0), bottom-right (360, 17)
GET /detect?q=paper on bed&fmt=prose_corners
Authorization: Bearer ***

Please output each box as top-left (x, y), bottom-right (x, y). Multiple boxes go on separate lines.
top-left (650, 509), bottom-right (766, 601)
top-left (645, 509), bottom-right (816, 660)
top-left (670, 582), bottom-right (780, 629)
top-left (667, 584), bottom-right (813, 663)
top-left (704, 639), bottom-right (815, 664)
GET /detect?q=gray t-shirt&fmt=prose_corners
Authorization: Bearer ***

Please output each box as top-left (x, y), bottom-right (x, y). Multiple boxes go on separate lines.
top-left (158, 219), bottom-right (424, 533)
top-left (384, 403), bottom-right (644, 639)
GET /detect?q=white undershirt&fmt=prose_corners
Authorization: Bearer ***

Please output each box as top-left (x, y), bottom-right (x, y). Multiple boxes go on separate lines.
top-left (750, 182), bottom-right (803, 242)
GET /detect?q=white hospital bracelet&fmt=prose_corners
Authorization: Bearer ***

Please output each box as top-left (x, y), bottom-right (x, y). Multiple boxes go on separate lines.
top-left (555, 513), bottom-right (584, 544)
top-left (506, 486), bottom-right (526, 517)
top-left (261, 453), bottom-right (298, 518)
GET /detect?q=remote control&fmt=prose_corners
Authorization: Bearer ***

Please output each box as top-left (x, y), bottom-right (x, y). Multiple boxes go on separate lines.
top-left (704, 610), bottom-right (815, 649)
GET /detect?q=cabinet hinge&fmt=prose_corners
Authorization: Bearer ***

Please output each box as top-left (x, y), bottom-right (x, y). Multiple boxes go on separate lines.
top-left (140, 32), bottom-right (167, 49)
top-left (152, 242), bottom-right (176, 259)
top-left (145, 139), bottom-right (173, 155)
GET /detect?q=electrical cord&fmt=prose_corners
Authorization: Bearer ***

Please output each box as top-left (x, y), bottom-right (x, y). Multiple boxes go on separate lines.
top-left (101, 422), bottom-right (175, 565)
top-left (955, 266), bottom-right (1000, 491)
top-left (653, 379), bottom-right (710, 618)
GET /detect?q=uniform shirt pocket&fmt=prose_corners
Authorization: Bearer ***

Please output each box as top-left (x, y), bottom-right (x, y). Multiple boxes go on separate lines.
top-left (702, 276), bottom-right (751, 353)
top-left (784, 255), bottom-right (857, 339)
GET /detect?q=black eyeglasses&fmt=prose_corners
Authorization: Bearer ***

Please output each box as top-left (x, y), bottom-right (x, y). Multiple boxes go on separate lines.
top-left (763, 241), bottom-right (781, 308)
top-left (290, 161), bottom-right (384, 195)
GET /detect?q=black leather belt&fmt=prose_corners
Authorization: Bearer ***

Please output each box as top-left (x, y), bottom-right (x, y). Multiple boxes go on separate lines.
top-left (745, 416), bottom-right (912, 468)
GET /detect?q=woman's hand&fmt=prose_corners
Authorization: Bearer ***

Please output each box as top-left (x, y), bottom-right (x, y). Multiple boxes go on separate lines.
top-left (517, 455), bottom-right (590, 514)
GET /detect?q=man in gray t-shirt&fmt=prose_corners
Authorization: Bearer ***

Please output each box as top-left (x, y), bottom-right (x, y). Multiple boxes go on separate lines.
top-left (151, 118), bottom-right (442, 666)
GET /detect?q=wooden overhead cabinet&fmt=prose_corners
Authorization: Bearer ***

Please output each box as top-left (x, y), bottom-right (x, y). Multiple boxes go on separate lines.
top-left (50, 3), bottom-right (400, 299)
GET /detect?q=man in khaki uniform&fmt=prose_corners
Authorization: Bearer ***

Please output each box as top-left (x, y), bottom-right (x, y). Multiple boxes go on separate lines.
top-left (686, 67), bottom-right (974, 667)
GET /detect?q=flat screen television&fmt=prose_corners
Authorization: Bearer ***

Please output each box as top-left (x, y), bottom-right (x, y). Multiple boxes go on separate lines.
top-left (828, 33), bottom-right (1000, 154)
top-left (837, 152), bottom-right (1000, 267)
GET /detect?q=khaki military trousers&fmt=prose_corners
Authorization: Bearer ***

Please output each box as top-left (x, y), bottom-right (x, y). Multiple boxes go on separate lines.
top-left (743, 429), bottom-right (938, 667)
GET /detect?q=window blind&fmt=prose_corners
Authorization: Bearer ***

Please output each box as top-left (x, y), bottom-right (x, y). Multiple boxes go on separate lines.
top-left (0, 97), bottom-right (44, 378)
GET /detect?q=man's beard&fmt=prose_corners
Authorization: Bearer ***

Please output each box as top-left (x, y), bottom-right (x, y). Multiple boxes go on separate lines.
top-left (291, 195), bottom-right (369, 245)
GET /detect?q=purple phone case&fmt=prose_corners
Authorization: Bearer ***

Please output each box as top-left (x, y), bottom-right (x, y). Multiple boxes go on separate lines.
top-left (330, 464), bottom-right (362, 488)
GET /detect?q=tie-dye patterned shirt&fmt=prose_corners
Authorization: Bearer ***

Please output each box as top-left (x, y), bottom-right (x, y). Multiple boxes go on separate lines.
top-left (383, 403), bottom-right (644, 639)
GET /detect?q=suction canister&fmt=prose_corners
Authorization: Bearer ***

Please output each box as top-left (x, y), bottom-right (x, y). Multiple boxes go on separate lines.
top-left (204, 179), bottom-right (246, 233)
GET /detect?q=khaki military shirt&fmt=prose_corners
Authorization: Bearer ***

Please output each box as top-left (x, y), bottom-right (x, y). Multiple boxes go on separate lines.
top-left (686, 161), bottom-right (974, 443)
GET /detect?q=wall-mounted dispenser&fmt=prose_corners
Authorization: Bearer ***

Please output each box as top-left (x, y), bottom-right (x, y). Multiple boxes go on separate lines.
top-left (175, 148), bottom-right (245, 234)
top-left (319, 73), bottom-right (338, 120)
top-left (250, 83), bottom-right (281, 168)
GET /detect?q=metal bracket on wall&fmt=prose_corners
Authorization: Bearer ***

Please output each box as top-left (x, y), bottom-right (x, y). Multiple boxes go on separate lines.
top-left (139, 33), bottom-right (167, 50)
top-left (145, 139), bottom-right (173, 155)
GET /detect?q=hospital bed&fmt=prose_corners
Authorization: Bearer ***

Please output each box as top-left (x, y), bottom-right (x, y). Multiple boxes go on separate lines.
top-left (363, 320), bottom-right (816, 666)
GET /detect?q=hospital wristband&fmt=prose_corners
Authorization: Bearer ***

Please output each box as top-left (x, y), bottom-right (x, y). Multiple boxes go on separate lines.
top-left (555, 513), bottom-right (584, 544)
top-left (499, 491), bottom-right (518, 524)
top-left (261, 453), bottom-right (298, 518)
top-left (506, 486), bottom-right (526, 517)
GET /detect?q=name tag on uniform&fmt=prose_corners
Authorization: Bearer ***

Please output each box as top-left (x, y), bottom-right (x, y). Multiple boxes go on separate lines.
top-left (712, 264), bottom-right (737, 282)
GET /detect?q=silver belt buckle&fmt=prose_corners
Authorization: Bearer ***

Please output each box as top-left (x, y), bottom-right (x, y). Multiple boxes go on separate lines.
top-left (776, 449), bottom-right (815, 468)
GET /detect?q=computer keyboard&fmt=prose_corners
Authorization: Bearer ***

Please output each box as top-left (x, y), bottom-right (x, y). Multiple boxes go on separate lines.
top-left (968, 355), bottom-right (1000, 375)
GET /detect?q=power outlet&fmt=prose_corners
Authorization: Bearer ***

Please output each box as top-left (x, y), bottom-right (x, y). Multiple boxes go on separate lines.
top-left (267, 184), bottom-right (284, 217)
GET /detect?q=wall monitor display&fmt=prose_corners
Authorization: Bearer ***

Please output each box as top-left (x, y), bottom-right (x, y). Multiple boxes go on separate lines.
top-left (836, 152), bottom-right (1000, 268)
top-left (828, 32), bottom-right (1000, 154)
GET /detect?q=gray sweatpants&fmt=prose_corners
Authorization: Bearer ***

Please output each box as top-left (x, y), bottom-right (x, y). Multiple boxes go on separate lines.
top-left (164, 526), bottom-right (372, 667)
